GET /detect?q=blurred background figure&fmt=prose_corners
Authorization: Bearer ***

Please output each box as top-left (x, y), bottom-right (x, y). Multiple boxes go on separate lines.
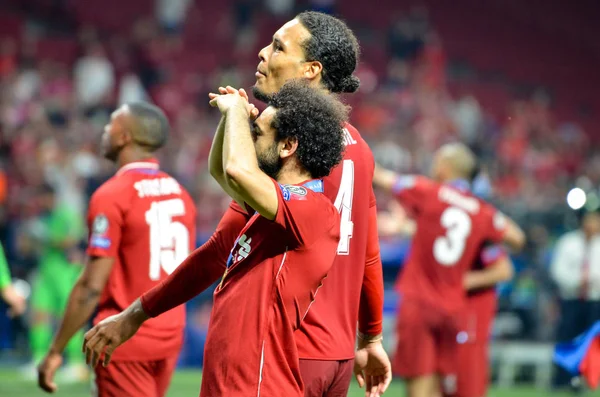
top-left (19, 183), bottom-right (87, 382)
top-left (551, 209), bottom-right (600, 392)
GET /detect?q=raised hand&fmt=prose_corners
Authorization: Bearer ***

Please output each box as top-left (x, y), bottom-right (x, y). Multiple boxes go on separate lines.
top-left (208, 86), bottom-right (259, 119)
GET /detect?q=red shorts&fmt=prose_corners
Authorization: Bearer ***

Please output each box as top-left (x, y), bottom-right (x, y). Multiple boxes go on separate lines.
top-left (299, 359), bottom-right (354, 397)
top-left (448, 290), bottom-right (497, 397)
top-left (93, 356), bottom-right (178, 397)
top-left (393, 297), bottom-right (462, 379)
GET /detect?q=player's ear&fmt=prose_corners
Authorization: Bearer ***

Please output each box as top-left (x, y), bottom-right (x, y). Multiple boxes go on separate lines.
top-left (303, 60), bottom-right (322, 80)
top-left (279, 137), bottom-right (298, 159)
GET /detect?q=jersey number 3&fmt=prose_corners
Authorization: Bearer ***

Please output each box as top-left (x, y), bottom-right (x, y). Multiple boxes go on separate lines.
top-left (334, 159), bottom-right (355, 255)
top-left (146, 198), bottom-right (190, 280)
top-left (433, 207), bottom-right (472, 266)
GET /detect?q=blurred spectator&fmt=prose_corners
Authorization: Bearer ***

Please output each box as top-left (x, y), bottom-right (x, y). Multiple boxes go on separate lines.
top-left (155, 0), bottom-right (193, 33)
top-left (453, 95), bottom-right (483, 144)
top-left (264, 0), bottom-right (295, 16)
top-left (550, 209), bottom-right (600, 391)
top-left (73, 42), bottom-right (115, 115)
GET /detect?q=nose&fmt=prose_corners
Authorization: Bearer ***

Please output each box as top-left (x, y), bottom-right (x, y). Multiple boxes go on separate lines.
top-left (258, 45), bottom-right (268, 63)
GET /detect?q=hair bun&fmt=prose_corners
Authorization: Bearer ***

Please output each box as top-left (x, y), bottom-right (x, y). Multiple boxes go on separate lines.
top-left (337, 75), bottom-right (360, 93)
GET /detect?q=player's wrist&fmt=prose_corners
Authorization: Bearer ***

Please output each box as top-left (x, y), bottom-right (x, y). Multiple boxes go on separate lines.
top-left (357, 331), bottom-right (383, 346)
top-left (127, 298), bottom-right (150, 324)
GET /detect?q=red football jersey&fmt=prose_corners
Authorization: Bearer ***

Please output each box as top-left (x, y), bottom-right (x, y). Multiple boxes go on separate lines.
top-left (466, 244), bottom-right (507, 342)
top-left (295, 123), bottom-right (383, 360)
top-left (200, 179), bottom-right (340, 397)
top-left (393, 177), bottom-right (507, 313)
top-left (87, 160), bottom-right (196, 360)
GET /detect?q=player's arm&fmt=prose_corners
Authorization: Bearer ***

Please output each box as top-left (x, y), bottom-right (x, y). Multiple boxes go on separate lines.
top-left (49, 256), bottom-right (114, 355)
top-left (355, 205), bottom-right (392, 396)
top-left (502, 215), bottom-right (526, 252)
top-left (372, 163), bottom-right (398, 191)
top-left (38, 255), bottom-right (114, 393)
top-left (81, 202), bottom-right (250, 369)
top-left (358, 205), bottom-right (384, 339)
top-left (464, 245), bottom-right (514, 291)
top-left (141, 202), bottom-right (249, 317)
top-left (377, 201), bottom-right (416, 237)
top-left (211, 88), bottom-right (279, 220)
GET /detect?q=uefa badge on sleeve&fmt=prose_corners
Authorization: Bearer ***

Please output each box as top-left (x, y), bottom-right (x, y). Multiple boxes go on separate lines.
top-left (92, 214), bottom-right (109, 235)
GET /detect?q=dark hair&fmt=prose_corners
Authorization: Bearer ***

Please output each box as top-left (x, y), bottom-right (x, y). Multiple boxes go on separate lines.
top-left (296, 11), bottom-right (360, 94)
top-left (269, 80), bottom-right (348, 178)
top-left (126, 102), bottom-right (170, 151)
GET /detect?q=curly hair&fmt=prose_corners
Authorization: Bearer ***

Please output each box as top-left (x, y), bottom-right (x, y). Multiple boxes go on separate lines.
top-left (296, 11), bottom-right (360, 94)
top-left (269, 80), bottom-right (348, 179)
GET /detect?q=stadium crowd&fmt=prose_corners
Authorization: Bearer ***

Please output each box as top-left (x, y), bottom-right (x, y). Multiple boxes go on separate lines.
top-left (0, 0), bottom-right (597, 356)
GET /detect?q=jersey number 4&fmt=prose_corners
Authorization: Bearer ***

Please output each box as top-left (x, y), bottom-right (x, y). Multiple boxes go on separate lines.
top-left (146, 198), bottom-right (190, 280)
top-left (334, 159), bottom-right (355, 255)
top-left (433, 207), bottom-right (472, 266)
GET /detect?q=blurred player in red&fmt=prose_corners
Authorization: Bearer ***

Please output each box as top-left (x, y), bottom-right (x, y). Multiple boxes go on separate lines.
top-left (374, 143), bottom-right (525, 397)
top-left (37, 103), bottom-right (196, 397)
top-left (81, 11), bottom-right (390, 397)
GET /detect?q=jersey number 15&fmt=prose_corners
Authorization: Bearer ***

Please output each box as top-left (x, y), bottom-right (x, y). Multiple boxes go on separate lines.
top-left (146, 198), bottom-right (190, 280)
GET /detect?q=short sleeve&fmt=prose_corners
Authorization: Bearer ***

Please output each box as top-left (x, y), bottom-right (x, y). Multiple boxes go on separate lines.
top-left (486, 207), bottom-right (508, 244)
top-left (228, 199), bottom-right (249, 216)
top-left (273, 179), bottom-right (339, 247)
top-left (86, 189), bottom-right (124, 258)
top-left (391, 175), bottom-right (432, 214)
top-left (479, 244), bottom-right (507, 268)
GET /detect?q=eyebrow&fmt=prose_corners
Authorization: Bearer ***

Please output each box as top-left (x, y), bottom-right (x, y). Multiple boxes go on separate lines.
top-left (272, 36), bottom-right (284, 49)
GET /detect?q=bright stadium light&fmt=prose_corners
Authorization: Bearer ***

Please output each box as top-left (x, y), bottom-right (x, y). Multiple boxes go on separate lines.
top-left (567, 188), bottom-right (587, 210)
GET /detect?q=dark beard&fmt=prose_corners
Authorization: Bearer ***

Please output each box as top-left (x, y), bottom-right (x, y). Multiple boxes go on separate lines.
top-left (257, 144), bottom-right (282, 180)
top-left (252, 85), bottom-right (273, 104)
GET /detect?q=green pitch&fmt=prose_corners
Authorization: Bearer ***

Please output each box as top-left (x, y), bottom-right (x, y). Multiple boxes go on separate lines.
top-left (0, 368), bottom-right (589, 396)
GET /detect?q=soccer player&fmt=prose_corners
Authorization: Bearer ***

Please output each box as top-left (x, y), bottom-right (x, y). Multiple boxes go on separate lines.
top-left (37, 102), bottom-right (196, 397)
top-left (79, 11), bottom-right (390, 397)
top-left (374, 142), bottom-right (525, 397)
top-left (380, 213), bottom-right (515, 397)
top-left (87, 81), bottom-right (347, 396)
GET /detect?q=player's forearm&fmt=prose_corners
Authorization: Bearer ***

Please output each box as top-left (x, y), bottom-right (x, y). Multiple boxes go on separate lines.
top-left (504, 218), bottom-right (526, 252)
top-left (358, 206), bottom-right (385, 336)
top-left (222, 106), bottom-right (278, 219)
top-left (464, 261), bottom-right (513, 291)
top-left (372, 164), bottom-right (398, 191)
top-left (49, 279), bottom-right (101, 354)
top-left (222, 104), bottom-right (260, 186)
top-left (141, 237), bottom-right (226, 317)
top-left (209, 115), bottom-right (227, 184)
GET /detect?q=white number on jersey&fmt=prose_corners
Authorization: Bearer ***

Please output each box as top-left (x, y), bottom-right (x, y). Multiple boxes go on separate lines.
top-left (334, 159), bottom-right (355, 255)
top-left (146, 198), bottom-right (190, 280)
top-left (433, 207), bottom-right (472, 266)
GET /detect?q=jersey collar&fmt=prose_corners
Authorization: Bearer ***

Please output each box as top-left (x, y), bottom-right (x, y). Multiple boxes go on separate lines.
top-left (302, 179), bottom-right (324, 193)
top-left (116, 159), bottom-right (159, 176)
top-left (446, 178), bottom-right (471, 192)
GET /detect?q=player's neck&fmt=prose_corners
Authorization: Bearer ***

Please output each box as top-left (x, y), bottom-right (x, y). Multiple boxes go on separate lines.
top-left (276, 162), bottom-right (312, 185)
top-left (116, 146), bottom-right (156, 170)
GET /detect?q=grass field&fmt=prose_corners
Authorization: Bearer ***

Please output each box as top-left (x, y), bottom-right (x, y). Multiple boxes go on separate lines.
top-left (0, 368), bottom-right (592, 397)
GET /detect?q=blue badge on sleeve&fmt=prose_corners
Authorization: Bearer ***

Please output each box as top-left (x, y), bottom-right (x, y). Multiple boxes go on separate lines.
top-left (279, 184), bottom-right (291, 201)
top-left (90, 236), bottom-right (111, 249)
